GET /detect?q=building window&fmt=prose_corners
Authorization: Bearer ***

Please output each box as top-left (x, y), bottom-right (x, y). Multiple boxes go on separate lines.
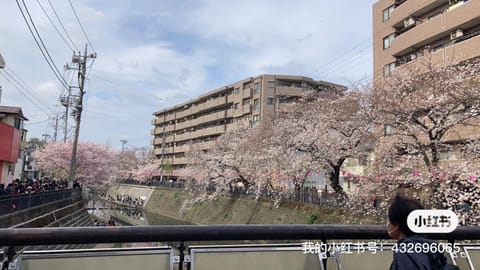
top-left (234, 103), bottom-right (239, 110)
top-left (382, 5), bottom-right (395, 22)
top-left (253, 115), bottom-right (260, 123)
top-left (383, 34), bottom-right (395, 49)
top-left (243, 99), bottom-right (250, 105)
top-left (245, 116), bottom-right (251, 123)
top-left (253, 82), bottom-right (260, 95)
top-left (384, 124), bottom-right (394, 136)
top-left (383, 62), bottom-right (396, 77)
top-left (14, 118), bottom-right (22, 130)
top-left (253, 98), bottom-right (260, 110)
top-left (267, 81), bottom-right (275, 88)
top-left (234, 88), bottom-right (240, 95)
top-left (267, 98), bottom-right (274, 105)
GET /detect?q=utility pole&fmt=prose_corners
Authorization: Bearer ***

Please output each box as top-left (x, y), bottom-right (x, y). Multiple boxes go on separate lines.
top-left (67, 44), bottom-right (96, 185)
top-left (42, 133), bottom-right (49, 142)
top-left (120, 139), bottom-right (128, 152)
top-left (0, 53), bottom-right (5, 104)
top-left (61, 87), bottom-right (72, 143)
top-left (49, 113), bottom-right (59, 141)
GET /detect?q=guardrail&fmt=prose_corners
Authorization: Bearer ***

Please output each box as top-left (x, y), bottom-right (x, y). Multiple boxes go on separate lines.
top-left (0, 189), bottom-right (81, 215)
top-left (1, 225), bottom-right (480, 270)
top-left (1, 225), bottom-right (480, 245)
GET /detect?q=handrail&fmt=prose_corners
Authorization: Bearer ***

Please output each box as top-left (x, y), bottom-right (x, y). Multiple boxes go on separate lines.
top-left (1, 225), bottom-right (480, 246)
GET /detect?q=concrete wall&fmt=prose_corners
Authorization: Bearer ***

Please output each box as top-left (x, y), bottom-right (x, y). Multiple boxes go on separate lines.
top-left (111, 185), bottom-right (382, 225)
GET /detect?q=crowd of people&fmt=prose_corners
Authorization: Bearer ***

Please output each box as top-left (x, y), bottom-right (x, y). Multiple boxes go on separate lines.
top-left (0, 178), bottom-right (81, 196)
top-left (99, 192), bottom-right (145, 207)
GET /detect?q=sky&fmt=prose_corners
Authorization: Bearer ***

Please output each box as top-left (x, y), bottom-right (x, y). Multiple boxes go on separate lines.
top-left (0, 0), bottom-right (376, 150)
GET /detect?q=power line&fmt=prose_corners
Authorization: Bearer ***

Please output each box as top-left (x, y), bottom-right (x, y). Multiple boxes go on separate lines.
top-left (35, 0), bottom-right (76, 52)
top-left (2, 68), bottom-right (53, 113)
top-left (15, 0), bottom-right (70, 90)
top-left (0, 70), bottom-right (52, 115)
top-left (68, 0), bottom-right (96, 52)
top-left (46, 0), bottom-right (79, 51)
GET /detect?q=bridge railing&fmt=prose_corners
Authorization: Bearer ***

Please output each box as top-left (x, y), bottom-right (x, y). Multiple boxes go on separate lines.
top-left (0, 189), bottom-right (81, 215)
top-left (1, 225), bottom-right (480, 270)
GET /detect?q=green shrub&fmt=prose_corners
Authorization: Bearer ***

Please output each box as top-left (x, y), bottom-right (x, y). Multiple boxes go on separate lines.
top-left (307, 213), bottom-right (318, 224)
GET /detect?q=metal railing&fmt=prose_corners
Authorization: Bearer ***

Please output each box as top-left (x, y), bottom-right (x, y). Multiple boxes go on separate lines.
top-left (0, 189), bottom-right (81, 215)
top-left (1, 225), bottom-right (480, 270)
top-left (1, 225), bottom-right (480, 245)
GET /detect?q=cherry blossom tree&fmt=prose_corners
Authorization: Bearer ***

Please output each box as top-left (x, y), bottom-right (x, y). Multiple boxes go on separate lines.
top-left (371, 57), bottom-right (480, 179)
top-left (131, 162), bottom-right (161, 181)
top-left (362, 57), bottom-right (480, 224)
top-left (34, 141), bottom-right (117, 187)
top-left (115, 149), bottom-right (140, 180)
top-left (277, 90), bottom-right (375, 194)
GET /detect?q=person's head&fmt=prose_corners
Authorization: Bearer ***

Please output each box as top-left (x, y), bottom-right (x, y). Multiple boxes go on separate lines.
top-left (387, 193), bottom-right (424, 240)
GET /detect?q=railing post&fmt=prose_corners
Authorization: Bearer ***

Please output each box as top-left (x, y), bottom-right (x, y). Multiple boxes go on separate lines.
top-left (178, 241), bottom-right (185, 270)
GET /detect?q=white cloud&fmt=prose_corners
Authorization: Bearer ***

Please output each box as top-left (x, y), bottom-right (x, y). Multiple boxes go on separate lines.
top-left (1, 0), bottom-right (377, 150)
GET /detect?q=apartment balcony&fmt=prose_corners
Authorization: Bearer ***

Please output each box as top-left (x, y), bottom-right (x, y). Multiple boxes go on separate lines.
top-left (233, 107), bottom-right (244, 117)
top-left (226, 109), bottom-right (234, 118)
top-left (200, 96), bottom-right (228, 112)
top-left (199, 111), bottom-right (226, 124)
top-left (443, 1), bottom-right (480, 31)
top-left (390, 15), bottom-right (442, 56)
top-left (173, 144), bottom-right (190, 153)
top-left (153, 147), bottom-right (174, 156)
top-left (175, 121), bottom-right (191, 131)
top-left (242, 104), bottom-right (252, 114)
top-left (201, 125), bottom-right (225, 137)
top-left (275, 86), bottom-right (304, 97)
top-left (445, 34), bottom-right (480, 62)
top-left (153, 118), bottom-right (166, 125)
top-left (172, 157), bottom-right (188, 165)
top-left (390, 1), bottom-right (480, 57)
top-left (242, 88), bottom-right (252, 99)
top-left (165, 135), bottom-right (175, 143)
top-left (390, 0), bottom-right (447, 27)
top-left (196, 141), bottom-right (215, 150)
top-left (395, 33), bottom-right (480, 74)
top-left (176, 108), bottom-right (193, 119)
top-left (175, 132), bottom-right (192, 142)
top-left (153, 138), bottom-right (163, 145)
top-left (227, 94), bottom-right (235, 103)
top-left (165, 114), bottom-right (175, 122)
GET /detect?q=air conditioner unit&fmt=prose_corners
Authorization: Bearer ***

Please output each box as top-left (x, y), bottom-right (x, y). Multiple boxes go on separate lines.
top-left (403, 18), bottom-right (416, 28)
top-left (450, 29), bottom-right (464, 40)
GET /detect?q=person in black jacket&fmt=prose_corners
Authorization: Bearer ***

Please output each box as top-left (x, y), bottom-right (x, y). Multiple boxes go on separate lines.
top-left (387, 194), bottom-right (453, 270)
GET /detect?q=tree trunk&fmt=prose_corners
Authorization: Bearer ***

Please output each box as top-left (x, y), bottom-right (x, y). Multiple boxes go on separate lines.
top-left (328, 158), bottom-right (347, 196)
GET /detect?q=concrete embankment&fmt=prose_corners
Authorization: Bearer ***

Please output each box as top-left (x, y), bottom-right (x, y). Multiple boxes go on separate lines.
top-left (107, 184), bottom-right (381, 225)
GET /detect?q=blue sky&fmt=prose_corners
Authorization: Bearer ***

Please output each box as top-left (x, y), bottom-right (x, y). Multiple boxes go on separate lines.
top-left (0, 0), bottom-right (376, 150)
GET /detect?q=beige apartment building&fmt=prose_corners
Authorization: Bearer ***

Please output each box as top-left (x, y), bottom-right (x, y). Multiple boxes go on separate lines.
top-left (373, 0), bottom-right (480, 82)
top-left (151, 74), bottom-right (346, 172)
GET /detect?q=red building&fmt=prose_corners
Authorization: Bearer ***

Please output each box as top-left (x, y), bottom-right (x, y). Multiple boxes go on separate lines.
top-left (0, 106), bottom-right (27, 184)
